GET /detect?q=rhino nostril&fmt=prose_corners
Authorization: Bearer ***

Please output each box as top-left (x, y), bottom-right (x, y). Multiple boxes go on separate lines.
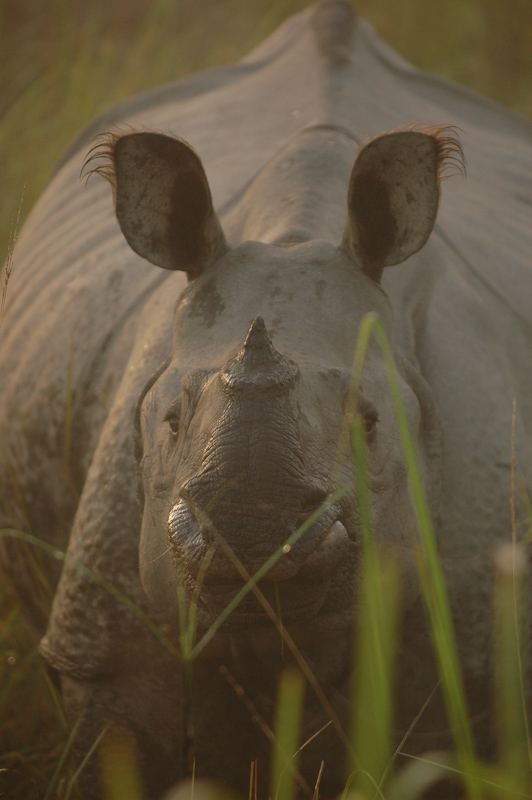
top-left (170, 491), bottom-right (218, 546)
top-left (178, 485), bottom-right (194, 505)
top-left (297, 489), bottom-right (330, 525)
top-left (189, 506), bottom-right (215, 541)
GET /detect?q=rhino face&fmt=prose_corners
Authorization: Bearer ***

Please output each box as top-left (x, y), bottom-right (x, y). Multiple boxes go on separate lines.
top-left (136, 240), bottom-right (433, 631)
top-left (91, 125), bottom-right (459, 631)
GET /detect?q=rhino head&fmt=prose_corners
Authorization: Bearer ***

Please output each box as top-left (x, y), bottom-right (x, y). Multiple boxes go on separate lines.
top-left (90, 125), bottom-right (460, 632)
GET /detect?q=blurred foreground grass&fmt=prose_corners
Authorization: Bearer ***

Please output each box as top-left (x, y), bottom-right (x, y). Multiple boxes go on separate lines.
top-left (1, 0), bottom-right (531, 798)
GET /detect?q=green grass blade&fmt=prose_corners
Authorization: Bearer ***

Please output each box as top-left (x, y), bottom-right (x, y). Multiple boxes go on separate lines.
top-left (43, 712), bottom-right (83, 800)
top-left (271, 667), bottom-right (305, 800)
top-left (99, 728), bottom-right (144, 800)
top-left (493, 543), bottom-right (531, 793)
top-left (350, 312), bottom-right (480, 799)
top-left (349, 554), bottom-right (400, 798)
top-left (349, 417), bottom-right (401, 797)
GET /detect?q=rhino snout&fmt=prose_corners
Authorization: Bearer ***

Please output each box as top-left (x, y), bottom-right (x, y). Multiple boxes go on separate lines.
top-left (167, 497), bottom-right (350, 585)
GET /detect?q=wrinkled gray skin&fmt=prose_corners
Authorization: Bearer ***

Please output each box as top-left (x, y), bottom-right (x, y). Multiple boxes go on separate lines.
top-left (1, 2), bottom-right (531, 798)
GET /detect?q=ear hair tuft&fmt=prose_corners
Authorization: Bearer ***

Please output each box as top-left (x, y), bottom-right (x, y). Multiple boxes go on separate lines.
top-left (81, 128), bottom-right (124, 197)
top-left (357, 124), bottom-right (466, 185)
top-left (417, 124), bottom-right (466, 183)
top-left (81, 126), bottom-right (201, 197)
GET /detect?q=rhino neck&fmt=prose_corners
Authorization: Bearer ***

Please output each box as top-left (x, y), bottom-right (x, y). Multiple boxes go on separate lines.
top-left (222, 126), bottom-right (358, 246)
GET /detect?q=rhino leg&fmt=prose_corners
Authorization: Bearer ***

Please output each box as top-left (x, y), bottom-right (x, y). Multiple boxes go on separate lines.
top-left (60, 652), bottom-right (185, 799)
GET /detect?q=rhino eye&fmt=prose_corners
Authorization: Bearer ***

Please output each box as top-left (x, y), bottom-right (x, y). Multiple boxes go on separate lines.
top-left (363, 410), bottom-right (379, 442)
top-left (164, 410), bottom-right (180, 437)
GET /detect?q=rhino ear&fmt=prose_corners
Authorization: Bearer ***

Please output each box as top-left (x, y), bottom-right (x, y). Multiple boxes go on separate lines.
top-left (340, 128), bottom-right (463, 281)
top-left (86, 131), bottom-right (228, 279)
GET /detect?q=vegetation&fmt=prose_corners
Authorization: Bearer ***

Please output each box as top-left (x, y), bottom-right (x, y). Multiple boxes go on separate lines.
top-left (1, 0), bottom-right (531, 798)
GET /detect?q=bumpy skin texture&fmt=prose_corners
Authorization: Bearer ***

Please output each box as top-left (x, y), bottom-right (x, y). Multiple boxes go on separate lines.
top-left (1, 2), bottom-right (531, 798)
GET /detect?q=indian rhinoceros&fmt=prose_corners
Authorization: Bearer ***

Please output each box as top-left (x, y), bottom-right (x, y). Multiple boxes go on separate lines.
top-left (1, 1), bottom-right (531, 797)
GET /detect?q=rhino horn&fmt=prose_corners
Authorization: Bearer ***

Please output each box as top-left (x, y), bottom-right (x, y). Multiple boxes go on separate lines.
top-left (221, 317), bottom-right (299, 391)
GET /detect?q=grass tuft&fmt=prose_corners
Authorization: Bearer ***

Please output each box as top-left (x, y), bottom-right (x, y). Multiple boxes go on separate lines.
top-left (0, 187), bottom-right (24, 330)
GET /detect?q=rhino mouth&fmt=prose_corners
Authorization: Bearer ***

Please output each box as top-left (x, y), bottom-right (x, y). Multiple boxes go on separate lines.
top-left (168, 500), bottom-right (352, 626)
top-left (195, 576), bottom-right (331, 627)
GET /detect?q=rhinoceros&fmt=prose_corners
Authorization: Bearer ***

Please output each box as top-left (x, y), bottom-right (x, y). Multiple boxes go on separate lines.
top-left (1, 1), bottom-right (531, 797)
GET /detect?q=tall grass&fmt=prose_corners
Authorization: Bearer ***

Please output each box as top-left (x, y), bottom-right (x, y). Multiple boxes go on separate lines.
top-left (269, 317), bottom-right (532, 800)
top-left (1, 1), bottom-right (531, 797)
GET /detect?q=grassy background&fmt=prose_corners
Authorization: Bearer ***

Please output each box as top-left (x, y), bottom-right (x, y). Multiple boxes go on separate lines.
top-left (1, 0), bottom-right (531, 798)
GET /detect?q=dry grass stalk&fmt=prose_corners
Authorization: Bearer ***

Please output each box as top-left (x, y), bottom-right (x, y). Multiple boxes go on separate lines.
top-left (0, 185), bottom-right (25, 330)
